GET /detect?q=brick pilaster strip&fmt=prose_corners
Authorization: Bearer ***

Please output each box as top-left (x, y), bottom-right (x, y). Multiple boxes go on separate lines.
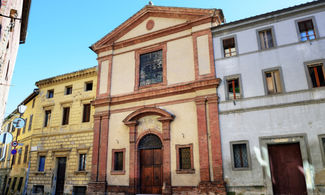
top-left (207, 96), bottom-right (224, 183)
top-left (195, 97), bottom-right (211, 182)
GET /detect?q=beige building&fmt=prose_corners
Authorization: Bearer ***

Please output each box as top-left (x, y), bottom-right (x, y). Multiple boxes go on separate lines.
top-left (0, 0), bottom-right (31, 128)
top-left (88, 5), bottom-right (226, 195)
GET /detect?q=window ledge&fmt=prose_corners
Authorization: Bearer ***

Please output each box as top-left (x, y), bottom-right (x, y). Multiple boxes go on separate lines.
top-left (74, 170), bottom-right (88, 175)
top-left (176, 169), bottom-right (195, 174)
top-left (110, 170), bottom-right (125, 175)
top-left (32, 171), bottom-right (46, 175)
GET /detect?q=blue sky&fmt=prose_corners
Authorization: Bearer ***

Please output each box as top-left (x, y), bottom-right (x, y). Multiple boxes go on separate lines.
top-left (5, 0), bottom-right (312, 116)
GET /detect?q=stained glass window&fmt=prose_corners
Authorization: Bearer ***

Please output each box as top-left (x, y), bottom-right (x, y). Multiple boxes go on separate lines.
top-left (233, 143), bottom-right (249, 168)
top-left (179, 147), bottom-right (191, 170)
top-left (139, 50), bottom-right (163, 86)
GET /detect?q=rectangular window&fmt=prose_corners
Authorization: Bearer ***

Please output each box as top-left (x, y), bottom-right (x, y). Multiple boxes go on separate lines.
top-left (179, 147), bottom-right (191, 169)
top-left (298, 19), bottom-right (316, 41)
top-left (73, 186), bottom-right (87, 195)
top-left (78, 154), bottom-right (86, 171)
top-left (227, 78), bottom-right (241, 100)
top-left (28, 114), bottom-right (33, 131)
top-left (32, 185), bottom-right (44, 193)
top-left (23, 118), bottom-right (27, 133)
top-left (264, 70), bottom-right (283, 94)
top-left (85, 81), bottom-right (93, 91)
top-left (62, 107), bottom-right (70, 125)
top-left (32, 99), bottom-right (35, 108)
top-left (7, 122), bottom-right (11, 131)
top-left (176, 144), bottom-right (194, 174)
top-left (17, 177), bottom-right (23, 192)
top-left (18, 149), bottom-right (22, 164)
top-left (12, 154), bottom-right (16, 165)
top-left (114, 152), bottom-right (123, 171)
top-left (47, 89), bottom-right (54, 98)
top-left (11, 177), bottom-right (17, 190)
top-left (231, 142), bottom-right (250, 170)
top-left (223, 37), bottom-right (237, 57)
top-left (38, 156), bottom-right (45, 172)
top-left (82, 104), bottom-right (91, 122)
top-left (319, 135), bottom-right (325, 165)
top-left (258, 29), bottom-right (274, 49)
top-left (23, 145), bottom-right (28, 163)
top-left (307, 63), bottom-right (325, 88)
top-left (65, 85), bottom-right (72, 95)
top-left (44, 110), bottom-right (51, 127)
top-left (139, 50), bottom-right (163, 86)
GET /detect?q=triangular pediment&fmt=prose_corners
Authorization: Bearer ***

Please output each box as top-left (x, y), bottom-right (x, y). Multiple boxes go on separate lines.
top-left (91, 5), bottom-right (223, 52)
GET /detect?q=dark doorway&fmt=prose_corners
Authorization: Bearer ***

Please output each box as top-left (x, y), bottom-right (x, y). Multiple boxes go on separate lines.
top-left (55, 157), bottom-right (67, 195)
top-left (138, 134), bottom-right (163, 194)
top-left (268, 143), bottom-right (307, 195)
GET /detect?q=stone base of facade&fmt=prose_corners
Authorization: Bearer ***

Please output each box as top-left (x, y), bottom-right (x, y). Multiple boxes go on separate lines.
top-left (87, 181), bottom-right (107, 195)
top-left (100, 182), bottom-right (226, 195)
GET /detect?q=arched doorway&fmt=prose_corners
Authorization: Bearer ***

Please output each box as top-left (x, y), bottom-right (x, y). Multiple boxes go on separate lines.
top-left (138, 134), bottom-right (163, 194)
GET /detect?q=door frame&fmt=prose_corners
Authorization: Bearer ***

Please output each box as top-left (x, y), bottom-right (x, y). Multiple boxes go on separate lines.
top-left (123, 107), bottom-right (174, 194)
top-left (137, 131), bottom-right (164, 194)
top-left (54, 157), bottom-right (67, 195)
top-left (259, 134), bottom-right (312, 195)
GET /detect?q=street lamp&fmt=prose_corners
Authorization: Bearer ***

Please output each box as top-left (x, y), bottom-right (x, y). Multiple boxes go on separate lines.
top-left (17, 105), bottom-right (27, 115)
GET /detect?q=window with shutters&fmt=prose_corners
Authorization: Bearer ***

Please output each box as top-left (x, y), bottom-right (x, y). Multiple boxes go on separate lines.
top-left (82, 104), bottom-right (91, 122)
top-left (257, 27), bottom-right (276, 49)
top-left (62, 107), bottom-right (70, 125)
top-left (176, 144), bottom-right (194, 174)
top-left (306, 63), bottom-right (325, 88)
top-left (263, 68), bottom-right (284, 95)
top-left (222, 36), bottom-right (237, 57)
top-left (230, 141), bottom-right (251, 170)
top-left (296, 18), bottom-right (317, 41)
top-left (111, 149), bottom-right (125, 175)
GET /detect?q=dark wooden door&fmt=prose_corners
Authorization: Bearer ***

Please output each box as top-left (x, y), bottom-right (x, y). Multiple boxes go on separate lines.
top-left (268, 143), bottom-right (307, 195)
top-left (55, 157), bottom-right (67, 195)
top-left (140, 149), bottom-right (163, 194)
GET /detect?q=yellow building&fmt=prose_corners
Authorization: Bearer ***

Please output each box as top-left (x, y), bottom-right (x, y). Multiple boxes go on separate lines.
top-left (1, 66), bottom-right (97, 195)
top-left (0, 89), bottom-right (38, 195)
top-left (26, 66), bottom-right (97, 194)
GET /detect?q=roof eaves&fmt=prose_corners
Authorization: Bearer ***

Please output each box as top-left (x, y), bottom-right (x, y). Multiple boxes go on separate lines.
top-left (212, 0), bottom-right (325, 33)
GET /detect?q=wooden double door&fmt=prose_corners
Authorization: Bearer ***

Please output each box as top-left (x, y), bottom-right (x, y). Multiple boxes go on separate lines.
top-left (268, 143), bottom-right (307, 195)
top-left (140, 148), bottom-right (163, 194)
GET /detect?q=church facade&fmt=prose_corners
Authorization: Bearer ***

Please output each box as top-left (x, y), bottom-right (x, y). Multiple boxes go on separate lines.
top-left (88, 5), bottom-right (226, 195)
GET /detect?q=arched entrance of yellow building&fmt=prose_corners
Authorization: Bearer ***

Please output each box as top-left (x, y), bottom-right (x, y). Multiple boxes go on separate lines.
top-left (138, 133), bottom-right (163, 194)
